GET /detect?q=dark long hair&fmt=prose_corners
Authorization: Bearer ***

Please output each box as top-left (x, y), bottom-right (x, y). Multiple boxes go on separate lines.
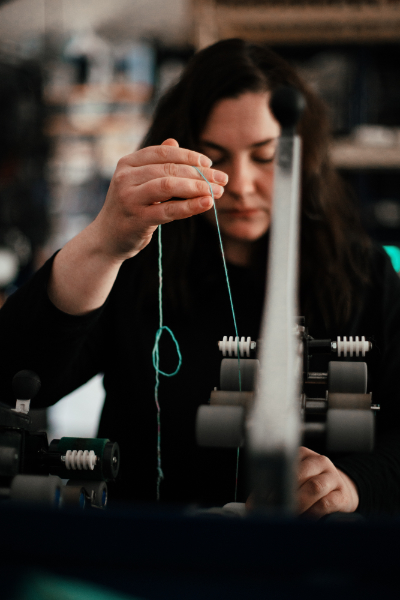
top-left (140, 38), bottom-right (371, 329)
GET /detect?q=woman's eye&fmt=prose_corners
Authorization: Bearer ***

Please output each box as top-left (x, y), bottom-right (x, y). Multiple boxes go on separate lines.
top-left (253, 155), bottom-right (275, 164)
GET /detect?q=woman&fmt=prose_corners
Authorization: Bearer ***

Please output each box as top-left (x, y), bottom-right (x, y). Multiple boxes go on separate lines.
top-left (1, 39), bottom-right (399, 515)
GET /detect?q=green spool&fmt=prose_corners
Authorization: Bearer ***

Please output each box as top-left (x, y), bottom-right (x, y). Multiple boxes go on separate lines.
top-left (49, 437), bottom-right (119, 482)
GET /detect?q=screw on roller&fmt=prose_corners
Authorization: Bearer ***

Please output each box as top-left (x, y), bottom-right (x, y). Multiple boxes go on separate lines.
top-left (11, 370), bottom-right (41, 414)
top-left (61, 449), bottom-right (98, 471)
top-left (335, 336), bottom-right (372, 358)
top-left (218, 336), bottom-right (256, 357)
top-left (269, 86), bottom-right (306, 134)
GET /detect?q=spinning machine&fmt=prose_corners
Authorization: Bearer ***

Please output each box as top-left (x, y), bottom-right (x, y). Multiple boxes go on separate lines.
top-left (196, 87), bottom-right (378, 512)
top-left (0, 370), bottom-right (119, 508)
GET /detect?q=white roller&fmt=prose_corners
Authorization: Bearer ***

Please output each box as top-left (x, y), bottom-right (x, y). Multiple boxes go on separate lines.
top-left (337, 336), bottom-right (371, 357)
top-left (218, 336), bottom-right (253, 357)
top-left (63, 449), bottom-right (97, 470)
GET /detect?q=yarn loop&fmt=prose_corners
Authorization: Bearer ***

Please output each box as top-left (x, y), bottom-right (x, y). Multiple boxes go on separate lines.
top-left (153, 166), bottom-right (242, 501)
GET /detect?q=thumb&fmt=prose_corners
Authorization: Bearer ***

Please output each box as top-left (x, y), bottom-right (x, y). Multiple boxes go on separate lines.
top-left (161, 138), bottom-right (179, 147)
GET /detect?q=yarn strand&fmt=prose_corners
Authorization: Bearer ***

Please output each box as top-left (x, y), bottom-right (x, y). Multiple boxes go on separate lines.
top-left (152, 169), bottom-right (243, 503)
top-left (152, 224), bottom-right (182, 500)
top-left (193, 167), bottom-right (242, 501)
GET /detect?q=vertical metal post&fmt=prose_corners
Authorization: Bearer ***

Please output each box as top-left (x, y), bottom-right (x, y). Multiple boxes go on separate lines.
top-left (247, 90), bottom-right (304, 512)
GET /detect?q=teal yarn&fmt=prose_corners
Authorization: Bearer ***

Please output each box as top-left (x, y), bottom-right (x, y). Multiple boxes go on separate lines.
top-left (193, 166), bottom-right (242, 501)
top-left (152, 224), bottom-right (182, 378)
top-left (152, 168), bottom-right (243, 502)
top-left (152, 326), bottom-right (182, 378)
top-left (152, 224), bottom-right (182, 500)
top-left (193, 167), bottom-right (242, 370)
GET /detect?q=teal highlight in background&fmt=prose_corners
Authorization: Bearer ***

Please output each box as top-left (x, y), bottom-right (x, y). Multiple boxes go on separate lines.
top-left (383, 246), bottom-right (400, 273)
top-left (17, 571), bottom-right (142, 600)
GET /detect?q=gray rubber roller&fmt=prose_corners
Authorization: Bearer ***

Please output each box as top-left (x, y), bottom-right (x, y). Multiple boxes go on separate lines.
top-left (68, 479), bottom-right (108, 508)
top-left (326, 408), bottom-right (374, 453)
top-left (328, 362), bottom-right (368, 394)
top-left (328, 392), bottom-right (371, 410)
top-left (195, 405), bottom-right (245, 448)
top-left (210, 390), bottom-right (254, 410)
top-left (61, 485), bottom-right (86, 509)
top-left (10, 475), bottom-right (62, 507)
top-left (220, 358), bottom-right (259, 391)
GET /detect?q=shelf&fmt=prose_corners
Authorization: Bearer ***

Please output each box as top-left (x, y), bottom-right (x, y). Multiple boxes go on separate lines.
top-left (330, 139), bottom-right (400, 169)
top-left (44, 82), bottom-right (153, 106)
top-left (44, 113), bottom-right (148, 137)
top-left (193, 0), bottom-right (400, 47)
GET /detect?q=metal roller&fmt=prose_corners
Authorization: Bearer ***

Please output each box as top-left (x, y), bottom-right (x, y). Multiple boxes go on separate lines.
top-left (67, 479), bottom-right (108, 508)
top-left (61, 485), bottom-right (86, 509)
top-left (220, 358), bottom-right (260, 391)
top-left (210, 390), bottom-right (254, 410)
top-left (10, 475), bottom-right (62, 506)
top-left (328, 362), bottom-right (368, 394)
top-left (328, 392), bottom-right (372, 410)
top-left (195, 405), bottom-right (245, 448)
top-left (326, 409), bottom-right (374, 453)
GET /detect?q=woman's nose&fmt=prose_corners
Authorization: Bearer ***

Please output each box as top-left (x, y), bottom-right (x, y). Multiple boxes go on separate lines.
top-left (226, 157), bottom-right (256, 198)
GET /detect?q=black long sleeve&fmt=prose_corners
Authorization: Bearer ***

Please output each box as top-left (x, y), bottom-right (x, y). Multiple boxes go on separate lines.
top-left (1, 243), bottom-right (400, 512)
top-left (0, 253), bottom-right (107, 406)
top-left (331, 246), bottom-right (400, 515)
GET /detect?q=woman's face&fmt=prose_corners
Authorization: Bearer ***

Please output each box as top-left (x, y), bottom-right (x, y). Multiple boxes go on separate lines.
top-left (199, 91), bottom-right (281, 247)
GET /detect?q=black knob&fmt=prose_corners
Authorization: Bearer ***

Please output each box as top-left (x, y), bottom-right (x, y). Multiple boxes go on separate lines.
top-left (12, 370), bottom-right (41, 400)
top-left (270, 86), bottom-right (306, 131)
top-left (103, 441), bottom-right (120, 480)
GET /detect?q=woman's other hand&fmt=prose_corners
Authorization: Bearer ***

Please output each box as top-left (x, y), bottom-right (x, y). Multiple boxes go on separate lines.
top-left (93, 138), bottom-right (228, 261)
top-left (297, 446), bottom-right (359, 518)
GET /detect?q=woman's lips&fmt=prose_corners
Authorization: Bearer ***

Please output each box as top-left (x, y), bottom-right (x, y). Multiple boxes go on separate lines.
top-left (222, 209), bottom-right (262, 218)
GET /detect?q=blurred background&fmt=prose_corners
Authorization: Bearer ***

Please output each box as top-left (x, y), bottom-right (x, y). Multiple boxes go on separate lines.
top-left (1, 0), bottom-right (400, 437)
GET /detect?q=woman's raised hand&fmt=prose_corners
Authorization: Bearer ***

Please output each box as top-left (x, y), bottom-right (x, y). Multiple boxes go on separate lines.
top-left (48, 139), bottom-right (227, 315)
top-left (93, 138), bottom-right (228, 261)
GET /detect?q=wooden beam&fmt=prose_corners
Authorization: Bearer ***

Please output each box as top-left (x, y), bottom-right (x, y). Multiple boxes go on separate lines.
top-left (193, 0), bottom-right (220, 49)
top-left (330, 140), bottom-right (400, 169)
top-left (212, 4), bottom-right (400, 44)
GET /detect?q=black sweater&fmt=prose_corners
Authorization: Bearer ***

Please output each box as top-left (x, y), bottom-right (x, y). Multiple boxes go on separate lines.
top-left (1, 228), bottom-right (400, 514)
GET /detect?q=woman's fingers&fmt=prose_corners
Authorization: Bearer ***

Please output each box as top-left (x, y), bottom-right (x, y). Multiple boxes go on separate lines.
top-left (137, 176), bottom-right (224, 205)
top-left (161, 138), bottom-right (179, 148)
top-left (117, 162), bottom-right (228, 187)
top-left (98, 139), bottom-right (221, 259)
top-left (296, 447), bottom-right (359, 518)
top-left (298, 447), bottom-right (329, 483)
top-left (146, 196), bottom-right (214, 225)
top-left (120, 143), bottom-right (212, 169)
top-left (297, 447), bottom-right (338, 514)
top-left (298, 470), bottom-right (337, 514)
top-left (302, 489), bottom-right (346, 519)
